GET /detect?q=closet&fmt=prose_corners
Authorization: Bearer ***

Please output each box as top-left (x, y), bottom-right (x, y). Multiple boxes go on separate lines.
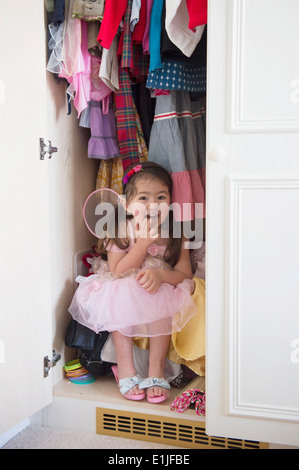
top-left (1, 0), bottom-right (299, 449)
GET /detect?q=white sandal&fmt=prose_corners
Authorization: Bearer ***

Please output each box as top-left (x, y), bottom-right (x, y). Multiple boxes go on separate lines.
top-left (139, 377), bottom-right (170, 403)
top-left (111, 365), bottom-right (145, 401)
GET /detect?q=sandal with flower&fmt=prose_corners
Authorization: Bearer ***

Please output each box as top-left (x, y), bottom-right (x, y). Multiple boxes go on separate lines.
top-left (111, 365), bottom-right (145, 401)
top-left (139, 377), bottom-right (170, 404)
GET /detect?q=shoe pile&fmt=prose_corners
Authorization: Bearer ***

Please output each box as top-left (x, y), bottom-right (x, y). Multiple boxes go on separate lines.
top-left (64, 359), bottom-right (96, 384)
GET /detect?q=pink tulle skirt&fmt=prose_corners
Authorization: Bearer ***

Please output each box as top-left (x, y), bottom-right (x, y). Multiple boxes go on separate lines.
top-left (69, 258), bottom-right (196, 337)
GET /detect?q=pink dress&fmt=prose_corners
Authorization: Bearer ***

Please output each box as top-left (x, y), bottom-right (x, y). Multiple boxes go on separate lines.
top-left (68, 240), bottom-right (196, 337)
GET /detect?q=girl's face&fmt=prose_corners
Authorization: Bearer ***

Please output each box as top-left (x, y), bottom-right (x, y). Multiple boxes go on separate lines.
top-left (126, 176), bottom-right (171, 227)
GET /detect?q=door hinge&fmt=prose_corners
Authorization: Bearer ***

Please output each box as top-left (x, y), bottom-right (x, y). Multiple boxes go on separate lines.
top-left (40, 137), bottom-right (58, 160)
top-left (44, 349), bottom-right (61, 377)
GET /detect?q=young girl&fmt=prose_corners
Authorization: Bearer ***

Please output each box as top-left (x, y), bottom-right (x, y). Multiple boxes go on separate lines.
top-left (69, 162), bottom-right (196, 403)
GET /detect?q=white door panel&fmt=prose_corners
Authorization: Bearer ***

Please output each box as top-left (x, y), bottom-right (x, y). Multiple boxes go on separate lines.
top-left (227, 0), bottom-right (299, 132)
top-left (206, 0), bottom-right (299, 445)
top-left (0, 2), bottom-right (53, 433)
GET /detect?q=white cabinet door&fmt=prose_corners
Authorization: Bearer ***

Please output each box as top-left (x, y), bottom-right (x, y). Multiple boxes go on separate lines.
top-left (0, 2), bottom-right (53, 433)
top-left (206, 0), bottom-right (299, 446)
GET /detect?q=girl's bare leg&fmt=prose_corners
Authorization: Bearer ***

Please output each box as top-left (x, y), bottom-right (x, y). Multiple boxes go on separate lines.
top-left (147, 334), bottom-right (171, 399)
top-left (111, 331), bottom-right (141, 396)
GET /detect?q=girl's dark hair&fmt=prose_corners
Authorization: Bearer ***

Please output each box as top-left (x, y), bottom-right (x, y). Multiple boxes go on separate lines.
top-left (97, 161), bottom-right (183, 267)
top-left (122, 161), bottom-right (173, 201)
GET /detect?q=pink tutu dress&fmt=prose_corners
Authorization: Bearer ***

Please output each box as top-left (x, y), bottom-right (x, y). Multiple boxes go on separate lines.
top-left (68, 239), bottom-right (197, 338)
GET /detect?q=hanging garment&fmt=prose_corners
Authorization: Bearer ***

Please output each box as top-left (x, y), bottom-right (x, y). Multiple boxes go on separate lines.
top-left (148, 91), bottom-right (206, 221)
top-left (97, 0), bottom-right (128, 49)
top-left (72, 0), bottom-right (105, 20)
top-left (132, 0), bottom-right (146, 44)
top-left (142, 0), bottom-right (154, 54)
top-left (79, 102), bottom-right (91, 128)
top-left (131, 80), bottom-right (155, 146)
top-left (146, 60), bottom-right (206, 93)
top-left (114, 0), bottom-right (149, 170)
top-left (114, 70), bottom-right (140, 170)
top-left (160, 4), bottom-right (207, 66)
top-left (61, 0), bottom-right (82, 78)
top-left (90, 54), bottom-right (112, 104)
top-left (59, 7), bottom-right (91, 116)
top-left (186, 0), bottom-right (207, 29)
top-left (130, 0), bottom-right (141, 32)
top-left (47, 21), bottom-right (65, 74)
top-left (88, 101), bottom-right (120, 159)
top-left (165, 0), bottom-right (205, 57)
top-left (96, 158), bottom-right (124, 195)
top-left (95, 102), bottom-right (147, 188)
top-left (148, 0), bottom-right (164, 72)
top-left (99, 35), bottom-right (119, 91)
top-left (87, 21), bottom-right (102, 56)
top-left (49, 0), bottom-right (65, 24)
top-left (46, 0), bottom-right (67, 87)
top-left (134, 103), bottom-right (148, 162)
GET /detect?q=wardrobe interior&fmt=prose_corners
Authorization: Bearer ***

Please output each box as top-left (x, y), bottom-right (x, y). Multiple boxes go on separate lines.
top-left (46, 0), bottom-right (207, 416)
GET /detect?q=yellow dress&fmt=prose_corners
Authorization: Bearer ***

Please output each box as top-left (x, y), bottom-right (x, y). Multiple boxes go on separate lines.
top-left (134, 277), bottom-right (205, 376)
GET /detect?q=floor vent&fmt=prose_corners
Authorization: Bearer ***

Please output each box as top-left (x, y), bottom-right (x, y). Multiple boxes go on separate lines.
top-left (96, 408), bottom-right (268, 449)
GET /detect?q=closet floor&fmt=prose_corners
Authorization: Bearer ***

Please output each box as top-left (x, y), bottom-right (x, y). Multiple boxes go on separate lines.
top-left (51, 379), bottom-right (266, 449)
top-left (53, 376), bottom-right (203, 422)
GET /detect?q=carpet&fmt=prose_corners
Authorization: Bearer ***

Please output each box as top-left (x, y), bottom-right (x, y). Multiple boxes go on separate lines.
top-left (1, 424), bottom-right (183, 450)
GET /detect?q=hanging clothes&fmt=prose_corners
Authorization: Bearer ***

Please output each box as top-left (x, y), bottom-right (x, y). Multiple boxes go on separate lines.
top-left (148, 0), bottom-right (164, 72)
top-left (160, 4), bottom-right (207, 66)
top-left (131, 0), bottom-right (146, 44)
top-left (87, 21), bottom-right (102, 56)
top-left (146, 60), bottom-right (206, 93)
top-left (165, 0), bottom-right (205, 58)
top-left (97, 0), bottom-right (128, 49)
top-left (146, 3), bottom-right (207, 93)
top-left (46, 0), bottom-right (207, 207)
top-left (89, 54), bottom-right (112, 104)
top-left (47, 21), bottom-right (65, 75)
top-left (142, 0), bottom-right (154, 54)
top-left (96, 157), bottom-right (124, 195)
top-left (134, 103), bottom-right (148, 162)
top-left (99, 35), bottom-right (120, 92)
top-left (114, 0), bottom-right (149, 171)
top-left (72, 0), bottom-right (105, 21)
top-left (59, 11), bottom-right (91, 117)
top-left (88, 101), bottom-right (120, 160)
top-left (148, 91), bottom-right (206, 221)
top-left (131, 80), bottom-right (156, 147)
top-left (130, 0), bottom-right (141, 32)
top-left (186, 0), bottom-right (208, 29)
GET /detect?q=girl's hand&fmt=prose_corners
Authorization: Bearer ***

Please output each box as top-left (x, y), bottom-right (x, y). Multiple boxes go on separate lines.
top-left (136, 269), bottom-right (162, 293)
top-left (134, 217), bottom-right (158, 249)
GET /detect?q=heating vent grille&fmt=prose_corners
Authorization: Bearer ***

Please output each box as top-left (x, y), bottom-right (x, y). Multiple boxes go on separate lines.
top-left (96, 408), bottom-right (268, 449)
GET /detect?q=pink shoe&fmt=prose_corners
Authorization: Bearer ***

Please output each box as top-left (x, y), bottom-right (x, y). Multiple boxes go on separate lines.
top-left (139, 377), bottom-right (170, 404)
top-left (111, 365), bottom-right (145, 401)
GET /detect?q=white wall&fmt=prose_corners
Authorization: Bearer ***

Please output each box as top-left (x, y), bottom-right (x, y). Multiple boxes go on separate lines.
top-left (45, 72), bottom-right (98, 383)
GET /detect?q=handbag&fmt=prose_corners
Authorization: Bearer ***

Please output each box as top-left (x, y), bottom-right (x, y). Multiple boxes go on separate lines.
top-left (65, 318), bottom-right (97, 351)
top-left (79, 330), bottom-right (114, 376)
top-left (65, 318), bottom-right (114, 376)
